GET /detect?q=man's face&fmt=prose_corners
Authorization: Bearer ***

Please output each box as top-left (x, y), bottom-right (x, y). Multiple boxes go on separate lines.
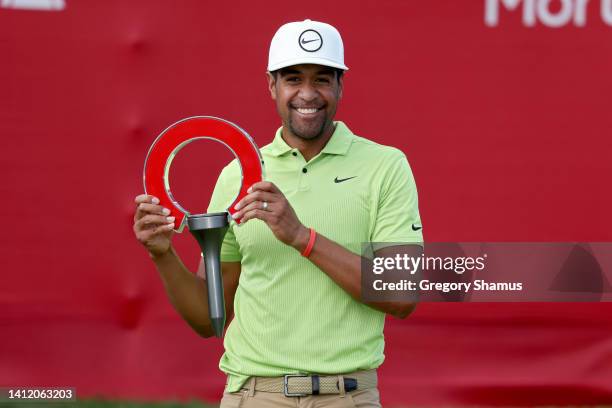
top-left (267, 64), bottom-right (343, 141)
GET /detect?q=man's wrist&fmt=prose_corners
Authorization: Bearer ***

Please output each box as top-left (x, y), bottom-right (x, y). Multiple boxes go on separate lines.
top-left (148, 246), bottom-right (175, 262)
top-left (291, 225), bottom-right (311, 253)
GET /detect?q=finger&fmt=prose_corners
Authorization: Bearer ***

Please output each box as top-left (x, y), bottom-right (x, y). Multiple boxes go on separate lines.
top-left (240, 208), bottom-right (270, 224)
top-left (134, 202), bottom-right (171, 222)
top-left (247, 181), bottom-right (281, 194)
top-left (234, 200), bottom-right (273, 220)
top-left (135, 214), bottom-right (172, 232)
top-left (134, 195), bottom-right (161, 220)
top-left (135, 214), bottom-right (175, 231)
top-left (153, 222), bottom-right (175, 233)
top-left (137, 222), bottom-right (175, 243)
top-left (137, 203), bottom-right (171, 216)
top-left (135, 194), bottom-right (161, 205)
top-left (234, 190), bottom-right (277, 211)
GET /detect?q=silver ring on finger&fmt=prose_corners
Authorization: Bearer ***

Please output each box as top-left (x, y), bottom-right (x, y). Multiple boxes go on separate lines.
top-left (262, 200), bottom-right (268, 211)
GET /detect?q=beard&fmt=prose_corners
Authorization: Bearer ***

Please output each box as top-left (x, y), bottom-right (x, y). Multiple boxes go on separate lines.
top-left (288, 116), bottom-right (326, 140)
top-left (286, 107), bottom-right (335, 141)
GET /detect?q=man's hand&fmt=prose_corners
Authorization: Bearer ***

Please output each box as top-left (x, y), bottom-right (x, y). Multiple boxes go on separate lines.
top-left (133, 194), bottom-right (176, 257)
top-left (231, 183), bottom-right (415, 318)
top-left (233, 181), bottom-right (309, 250)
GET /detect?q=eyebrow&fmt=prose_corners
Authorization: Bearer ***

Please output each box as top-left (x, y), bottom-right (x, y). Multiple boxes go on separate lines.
top-left (279, 68), bottom-right (301, 76)
top-left (315, 69), bottom-right (336, 76)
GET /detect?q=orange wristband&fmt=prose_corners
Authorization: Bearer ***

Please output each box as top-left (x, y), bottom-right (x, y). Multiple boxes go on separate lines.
top-left (301, 228), bottom-right (317, 257)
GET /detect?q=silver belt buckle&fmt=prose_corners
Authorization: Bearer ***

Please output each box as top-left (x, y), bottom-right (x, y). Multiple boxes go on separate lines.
top-left (284, 374), bottom-right (309, 397)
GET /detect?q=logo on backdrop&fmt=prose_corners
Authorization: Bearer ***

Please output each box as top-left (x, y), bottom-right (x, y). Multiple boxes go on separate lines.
top-left (1, 0), bottom-right (65, 10)
top-left (298, 29), bottom-right (323, 52)
top-left (485, 0), bottom-right (612, 27)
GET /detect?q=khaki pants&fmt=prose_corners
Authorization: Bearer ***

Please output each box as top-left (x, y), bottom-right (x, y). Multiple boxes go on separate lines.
top-left (220, 377), bottom-right (382, 408)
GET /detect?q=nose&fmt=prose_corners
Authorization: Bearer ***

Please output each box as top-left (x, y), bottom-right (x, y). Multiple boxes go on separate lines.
top-left (297, 81), bottom-right (318, 102)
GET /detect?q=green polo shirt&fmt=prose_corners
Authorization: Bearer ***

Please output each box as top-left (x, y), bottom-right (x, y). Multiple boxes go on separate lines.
top-left (206, 121), bottom-right (423, 392)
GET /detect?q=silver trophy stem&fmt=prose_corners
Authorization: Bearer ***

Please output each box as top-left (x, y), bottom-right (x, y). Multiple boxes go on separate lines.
top-left (187, 212), bottom-right (229, 338)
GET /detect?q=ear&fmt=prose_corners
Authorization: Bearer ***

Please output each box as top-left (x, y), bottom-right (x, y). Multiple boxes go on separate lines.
top-left (266, 72), bottom-right (277, 100)
top-left (337, 73), bottom-right (344, 99)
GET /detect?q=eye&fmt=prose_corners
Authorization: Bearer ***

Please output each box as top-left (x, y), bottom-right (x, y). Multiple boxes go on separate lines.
top-left (285, 76), bottom-right (300, 83)
top-left (316, 77), bottom-right (332, 84)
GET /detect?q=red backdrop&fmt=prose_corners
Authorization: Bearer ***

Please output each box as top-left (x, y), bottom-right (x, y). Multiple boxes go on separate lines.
top-left (2, 1), bottom-right (612, 406)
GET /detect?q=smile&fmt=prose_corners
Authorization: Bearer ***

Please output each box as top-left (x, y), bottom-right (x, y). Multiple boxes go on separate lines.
top-left (297, 108), bottom-right (318, 114)
top-left (292, 106), bottom-right (323, 116)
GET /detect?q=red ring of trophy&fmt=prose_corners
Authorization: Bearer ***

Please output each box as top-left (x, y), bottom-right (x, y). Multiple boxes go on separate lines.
top-left (143, 116), bottom-right (264, 230)
top-left (143, 116), bottom-right (264, 337)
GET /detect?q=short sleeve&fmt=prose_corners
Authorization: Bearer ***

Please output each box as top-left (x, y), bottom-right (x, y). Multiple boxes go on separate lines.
top-left (370, 152), bottom-right (423, 245)
top-left (207, 162), bottom-right (242, 262)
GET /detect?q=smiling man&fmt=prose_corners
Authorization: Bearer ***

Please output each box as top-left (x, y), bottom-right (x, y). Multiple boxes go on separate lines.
top-left (133, 19), bottom-right (423, 408)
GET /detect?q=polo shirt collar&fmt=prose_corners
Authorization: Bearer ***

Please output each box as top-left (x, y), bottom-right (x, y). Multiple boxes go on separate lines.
top-left (268, 121), bottom-right (354, 157)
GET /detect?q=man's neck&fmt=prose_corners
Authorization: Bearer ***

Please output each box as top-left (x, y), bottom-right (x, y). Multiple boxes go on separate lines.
top-left (281, 122), bottom-right (336, 162)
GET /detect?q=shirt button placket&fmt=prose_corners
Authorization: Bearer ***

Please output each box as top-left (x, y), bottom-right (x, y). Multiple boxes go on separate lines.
top-left (296, 153), bottom-right (310, 191)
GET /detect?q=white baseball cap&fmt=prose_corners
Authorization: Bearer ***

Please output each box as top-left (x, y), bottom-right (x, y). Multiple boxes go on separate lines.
top-left (267, 19), bottom-right (348, 72)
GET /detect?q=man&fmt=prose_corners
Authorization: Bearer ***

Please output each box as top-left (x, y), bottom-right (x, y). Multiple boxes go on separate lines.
top-left (133, 19), bottom-right (423, 407)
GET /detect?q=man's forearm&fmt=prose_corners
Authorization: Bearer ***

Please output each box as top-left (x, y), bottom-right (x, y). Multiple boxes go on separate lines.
top-left (294, 228), bottom-right (416, 318)
top-left (150, 246), bottom-right (215, 337)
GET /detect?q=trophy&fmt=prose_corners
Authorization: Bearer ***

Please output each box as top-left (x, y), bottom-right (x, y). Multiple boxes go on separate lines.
top-left (143, 116), bottom-right (264, 337)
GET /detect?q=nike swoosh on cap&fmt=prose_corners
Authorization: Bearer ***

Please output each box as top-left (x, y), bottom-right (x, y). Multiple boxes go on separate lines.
top-left (301, 38), bottom-right (320, 44)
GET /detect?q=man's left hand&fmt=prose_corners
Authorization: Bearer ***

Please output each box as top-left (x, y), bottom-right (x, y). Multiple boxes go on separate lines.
top-left (233, 181), bottom-right (309, 250)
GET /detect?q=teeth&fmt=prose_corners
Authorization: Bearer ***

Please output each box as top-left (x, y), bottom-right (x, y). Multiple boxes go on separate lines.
top-left (296, 108), bottom-right (318, 114)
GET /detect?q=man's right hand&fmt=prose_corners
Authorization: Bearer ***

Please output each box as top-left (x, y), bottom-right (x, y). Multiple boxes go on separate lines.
top-left (133, 194), bottom-right (176, 257)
